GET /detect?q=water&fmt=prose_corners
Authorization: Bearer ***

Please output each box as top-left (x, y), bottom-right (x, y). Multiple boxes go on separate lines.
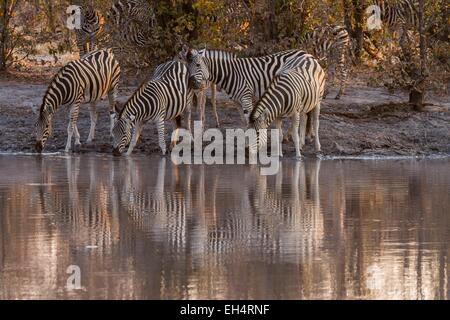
top-left (0, 155), bottom-right (448, 300)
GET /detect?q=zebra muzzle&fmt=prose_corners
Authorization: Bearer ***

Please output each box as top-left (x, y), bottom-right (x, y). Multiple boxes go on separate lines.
top-left (112, 147), bottom-right (122, 157)
top-left (35, 141), bottom-right (43, 153)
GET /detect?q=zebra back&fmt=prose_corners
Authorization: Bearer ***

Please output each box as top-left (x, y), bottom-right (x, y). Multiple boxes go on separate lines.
top-left (118, 60), bottom-right (192, 124)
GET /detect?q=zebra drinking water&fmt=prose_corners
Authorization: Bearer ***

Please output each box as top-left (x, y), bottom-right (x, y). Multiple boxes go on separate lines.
top-left (249, 55), bottom-right (326, 158)
top-left (112, 60), bottom-right (194, 156)
top-left (33, 49), bottom-right (121, 153)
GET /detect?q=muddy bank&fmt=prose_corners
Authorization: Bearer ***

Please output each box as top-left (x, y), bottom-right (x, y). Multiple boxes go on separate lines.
top-left (0, 78), bottom-right (449, 157)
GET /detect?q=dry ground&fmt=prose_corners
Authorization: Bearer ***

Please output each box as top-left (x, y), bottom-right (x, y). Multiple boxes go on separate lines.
top-left (0, 72), bottom-right (449, 157)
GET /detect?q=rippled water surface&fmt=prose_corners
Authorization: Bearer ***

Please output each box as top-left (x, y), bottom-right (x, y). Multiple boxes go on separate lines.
top-left (0, 155), bottom-right (449, 300)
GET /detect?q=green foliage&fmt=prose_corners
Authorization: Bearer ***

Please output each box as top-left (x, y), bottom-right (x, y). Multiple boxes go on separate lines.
top-left (0, 0), bottom-right (447, 95)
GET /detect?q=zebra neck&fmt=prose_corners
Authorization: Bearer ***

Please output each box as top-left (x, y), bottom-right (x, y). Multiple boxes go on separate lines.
top-left (252, 98), bottom-right (281, 129)
top-left (124, 82), bottom-right (161, 121)
top-left (42, 75), bottom-right (71, 114)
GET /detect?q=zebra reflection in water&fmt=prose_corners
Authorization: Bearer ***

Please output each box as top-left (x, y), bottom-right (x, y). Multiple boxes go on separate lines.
top-left (30, 156), bottom-right (325, 265)
top-left (116, 159), bottom-right (324, 264)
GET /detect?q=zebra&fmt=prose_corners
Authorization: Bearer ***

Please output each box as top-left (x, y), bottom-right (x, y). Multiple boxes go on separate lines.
top-left (108, 0), bottom-right (156, 47)
top-left (110, 0), bottom-right (156, 26)
top-left (180, 47), bottom-right (316, 125)
top-left (73, 5), bottom-right (102, 57)
top-left (33, 49), bottom-right (121, 153)
top-left (367, 0), bottom-right (419, 32)
top-left (177, 47), bottom-right (238, 129)
top-left (112, 60), bottom-right (194, 156)
top-left (249, 55), bottom-right (326, 158)
top-left (301, 24), bottom-right (351, 99)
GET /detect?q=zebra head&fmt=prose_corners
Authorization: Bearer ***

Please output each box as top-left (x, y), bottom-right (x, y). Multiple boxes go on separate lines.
top-left (112, 115), bottom-right (134, 156)
top-left (34, 101), bottom-right (54, 153)
top-left (248, 108), bottom-right (270, 154)
top-left (180, 45), bottom-right (209, 90)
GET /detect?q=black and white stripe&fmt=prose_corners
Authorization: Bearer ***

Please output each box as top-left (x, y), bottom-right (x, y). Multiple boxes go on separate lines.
top-left (369, 0), bottom-right (419, 31)
top-left (302, 24), bottom-right (350, 99)
top-left (34, 49), bottom-right (121, 153)
top-left (182, 48), bottom-right (316, 124)
top-left (249, 55), bottom-right (326, 158)
top-left (108, 0), bottom-right (156, 47)
top-left (74, 5), bottom-right (102, 57)
top-left (180, 48), bottom-right (238, 128)
top-left (112, 61), bottom-right (194, 156)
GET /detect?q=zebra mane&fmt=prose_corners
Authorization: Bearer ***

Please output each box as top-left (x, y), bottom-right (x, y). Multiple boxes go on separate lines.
top-left (39, 66), bottom-right (67, 116)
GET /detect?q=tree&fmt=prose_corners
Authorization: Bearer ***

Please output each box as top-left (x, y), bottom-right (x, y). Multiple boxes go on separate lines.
top-left (0, 0), bottom-right (20, 70)
top-left (408, 0), bottom-right (428, 111)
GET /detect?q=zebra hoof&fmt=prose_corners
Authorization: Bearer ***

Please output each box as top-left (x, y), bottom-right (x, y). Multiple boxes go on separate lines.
top-left (335, 95), bottom-right (342, 100)
top-left (73, 142), bottom-right (82, 152)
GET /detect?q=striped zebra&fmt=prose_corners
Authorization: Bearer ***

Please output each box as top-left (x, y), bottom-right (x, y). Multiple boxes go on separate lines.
top-left (108, 0), bottom-right (156, 47)
top-left (110, 0), bottom-right (155, 26)
top-left (249, 55), bottom-right (326, 158)
top-left (112, 60), bottom-right (194, 156)
top-left (178, 48), bottom-right (238, 128)
top-left (181, 47), bottom-right (316, 125)
top-left (73, 5), bottom-right (102, 57)
top-left (33, 49), bottom-right (121, 153)
top-left (301, 24), bottom-right (350, 99)
top-left (367, 0), bottom-right (419, 32)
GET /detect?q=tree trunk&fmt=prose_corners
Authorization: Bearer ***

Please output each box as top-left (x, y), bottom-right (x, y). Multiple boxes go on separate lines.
top-left (410, 0), bottom-right (427, 111)
top-left (352, 0), bottom-right (365, 62)
top-left (342, 0), bottom-right (354, 36)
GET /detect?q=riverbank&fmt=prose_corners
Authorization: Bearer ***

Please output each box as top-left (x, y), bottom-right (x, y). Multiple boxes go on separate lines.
top-left (0, 77), bottom-right (449, 157)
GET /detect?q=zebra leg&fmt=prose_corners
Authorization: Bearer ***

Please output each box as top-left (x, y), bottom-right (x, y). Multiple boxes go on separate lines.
top-left (87, 102), bottom-right (98, 143)
top-left (66, 103), bottom-right (81, 153)
top-left (211, 84), bottom-right (220, 128)
top-left (156, 118), bottom-right (167, 155)
top-left (170, 116), bottom-right (183, 151)
top-left (127, 122), bottom-right (143, 156)
top-left (74, 125), bottom-right (81, 147)
top-left (335, 61), bottom-right (347, 100)
top-left (299, 113), bottom-right (307, 150)
top-left (311, 105), bottom-right (322, 153)
top-left (274, 118), bottom-right (283, 158)
top-left (198, 90), bottom-right (206, 130)
top-left (291, 113), bottom-right (302, 159)
top-left (108, 88), bottom-right (118, 136)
